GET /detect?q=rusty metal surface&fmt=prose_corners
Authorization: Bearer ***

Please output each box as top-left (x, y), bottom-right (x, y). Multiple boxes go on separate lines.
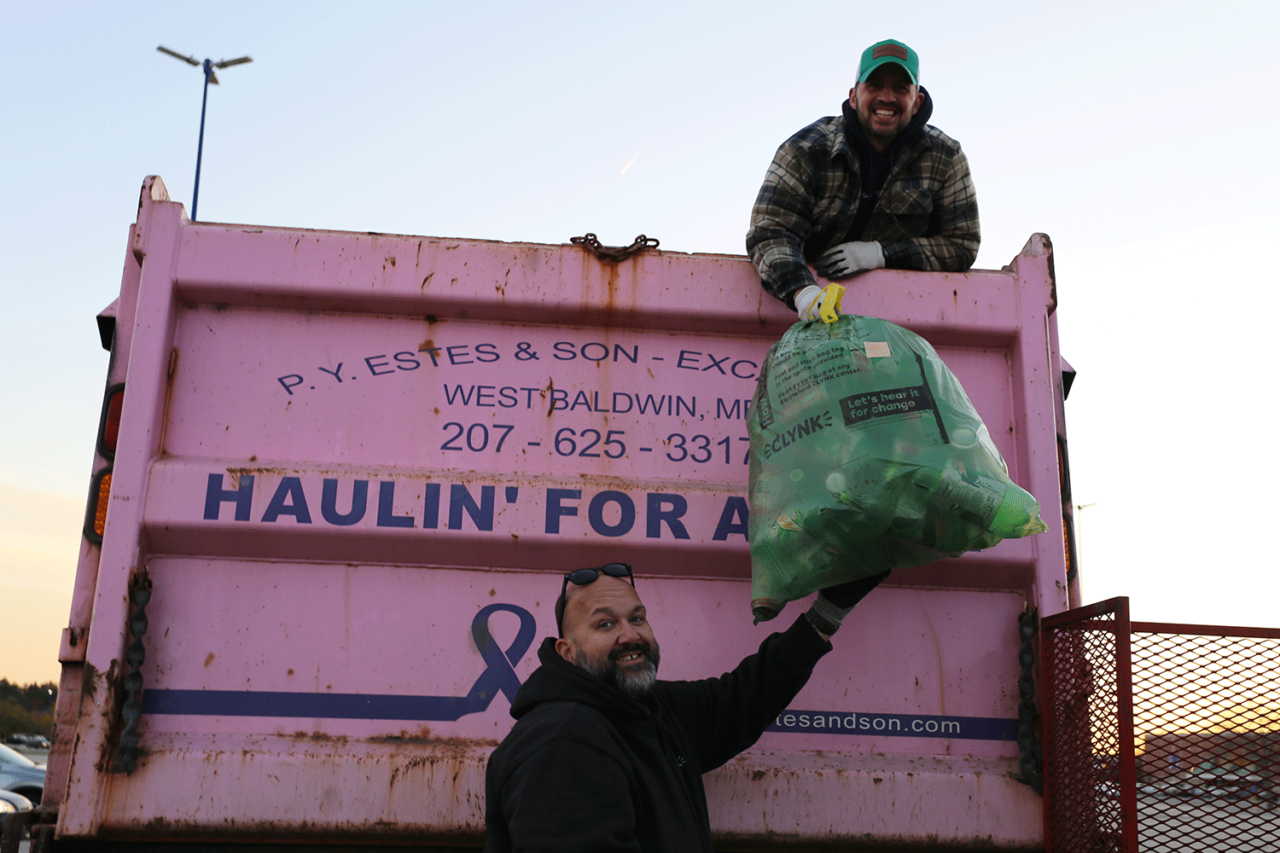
top-left (707, 750), bottom-right (1042, 848)
top-left (97, 733), bottom-right (493, 841)
top-left (83, 734), bottom-right (1044, 848)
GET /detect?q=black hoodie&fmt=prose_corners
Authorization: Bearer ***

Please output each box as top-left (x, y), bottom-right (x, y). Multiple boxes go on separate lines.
top-left (484, 614), bottom-right (831, 852)
top-left (839, 87), bottom-right (934, 244)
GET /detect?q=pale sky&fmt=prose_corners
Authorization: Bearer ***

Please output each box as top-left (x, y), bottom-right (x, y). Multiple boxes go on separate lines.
top-left (4, 0), bottom-right (1280, 684)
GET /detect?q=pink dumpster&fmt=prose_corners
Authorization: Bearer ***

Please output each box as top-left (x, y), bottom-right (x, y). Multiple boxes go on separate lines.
top-left (46, 175), bottom-right (1076, 849)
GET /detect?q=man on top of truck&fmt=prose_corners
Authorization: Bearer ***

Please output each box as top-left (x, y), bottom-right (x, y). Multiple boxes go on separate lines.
top-left (483, 563), bottom-right (886, 853)
top-left (746, 38), bottom-right (980, 322)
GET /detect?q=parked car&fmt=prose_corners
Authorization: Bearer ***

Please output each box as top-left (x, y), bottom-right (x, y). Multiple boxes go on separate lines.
top-left (0, 788), bottom-right (34, 838)
top-left (0, 788), bottom-right (33, 812)
top-left (0, 743), bottom-right (44, 806)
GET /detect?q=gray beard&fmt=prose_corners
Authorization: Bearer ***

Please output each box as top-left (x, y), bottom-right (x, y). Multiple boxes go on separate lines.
top-left (574, 643), bottom-right (660, 698)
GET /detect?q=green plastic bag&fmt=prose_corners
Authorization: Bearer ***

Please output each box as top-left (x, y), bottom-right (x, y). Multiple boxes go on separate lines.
top-left (748, 314), bottom-right (1047, 623)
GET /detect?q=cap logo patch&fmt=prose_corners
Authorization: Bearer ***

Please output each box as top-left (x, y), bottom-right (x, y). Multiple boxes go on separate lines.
top-left (873, 44), bottom-right (909, 61)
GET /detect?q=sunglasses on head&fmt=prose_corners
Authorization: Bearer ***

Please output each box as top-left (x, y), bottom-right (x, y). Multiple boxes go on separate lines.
top-left (557, 562), bottom-right (634, 637)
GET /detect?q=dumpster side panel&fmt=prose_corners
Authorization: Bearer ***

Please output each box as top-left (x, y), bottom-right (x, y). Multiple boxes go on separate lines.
top-left (52, 181), bottom-right (1065, 848)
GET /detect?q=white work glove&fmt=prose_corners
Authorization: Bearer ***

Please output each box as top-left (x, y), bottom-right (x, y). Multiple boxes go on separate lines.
top-left (793, 283), bottom-right (847, 323)
top-left (814, 241), bottom-right (885, 280)
top-left (793, 285), bottom-right (824, 321)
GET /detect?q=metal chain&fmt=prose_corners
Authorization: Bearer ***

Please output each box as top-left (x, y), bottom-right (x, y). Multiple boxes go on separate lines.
top-left (117, 568), bottom-right (153, 774)
top-left (570, 233), bottom-right (660, 262)
top-left (1017, 607), bottom-right (1044, 794)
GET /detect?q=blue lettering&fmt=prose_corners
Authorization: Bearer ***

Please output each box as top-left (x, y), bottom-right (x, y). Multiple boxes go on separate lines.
top-left (611, 392), bottom-right (633, 413)
top-left (317, 364), bottom-right (343, 383)
top-left (261, 477), bottom-right (312, 523)
top-left (636, 394), bottom-right (668, 416)
top-left (499, 387), bottom-right (519, 408)
top-left (549, 389), bottom-right (568, 411)
top-left (423, 483), bottom-right (441, 529)
top-left (712, 497), bottom-right (750, 541)
top-left (446, 345), bottom-right (474, 365)
top-left (570, 391), bottom-right (592, 411)
top-left (702, 353), bottom-right (729, 374)
top-left (376, 481), bottom-right (414, 528)
top-left (475, 343), bottom-right (500, 363)
top-left (731, 360), bottom-right (758, 380)
top-left (552, 342), bottom-right (576, 360)
top-left (365, 355), bottom-right (395, 376)
top-left (716, 398), bottom-right (743, 419)
top-left (676, 350), bottom-right (700, 370)
top-left (580, 342), bottom-right (609, 362)
top-left (475, 386), bottom-right (496, 407)
top-left (277, 374), bottom-right (303, 395)
top-left (203, 473), bottom-right (254, 521)
top-left (545, 488), bottom-right (581, 533)
top-left (320, 478), bottom-right (367, 526)
top-left (646, 494), bottom-right (690, 539)
top-left (393, 351), bottom-right (420, 371)
top-left (449, 484), bottom-right (495, 531)
top-left (588, 491), bottom-right (635, 537)
top-left (613, 344), bottom-right (638, 364)
top-left (443, 384), bottom-right (476, 405)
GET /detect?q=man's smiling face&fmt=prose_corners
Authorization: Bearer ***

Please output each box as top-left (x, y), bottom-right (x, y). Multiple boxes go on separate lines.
top-left (850, 63), bottom-right (925, 152)
top-left (555, 574), bottom-right (660, 697)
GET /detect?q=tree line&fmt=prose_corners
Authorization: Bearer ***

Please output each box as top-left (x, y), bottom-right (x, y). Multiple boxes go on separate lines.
top-left (0, 679), bottom-right (56, 740)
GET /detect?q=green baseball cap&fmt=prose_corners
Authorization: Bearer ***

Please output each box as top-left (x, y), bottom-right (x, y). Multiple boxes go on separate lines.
top-left (857, 39), bottom-right (919, 85)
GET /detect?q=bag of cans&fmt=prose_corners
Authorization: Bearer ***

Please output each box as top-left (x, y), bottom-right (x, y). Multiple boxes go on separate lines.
top-left (747, 314), bottom-right (1046, 623)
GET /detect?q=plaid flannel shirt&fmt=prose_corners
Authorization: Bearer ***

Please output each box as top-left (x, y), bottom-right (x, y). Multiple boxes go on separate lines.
top-left (746, 112), bottom-right (980, 305)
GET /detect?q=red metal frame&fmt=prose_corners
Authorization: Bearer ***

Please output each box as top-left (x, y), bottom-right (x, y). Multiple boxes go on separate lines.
top-left (1132, 621), bottom-right (1280, 639)
top-left (1041, 597), bottom-right (1138, 853)
top-left (1043, 603), bottom-right (1280, 852)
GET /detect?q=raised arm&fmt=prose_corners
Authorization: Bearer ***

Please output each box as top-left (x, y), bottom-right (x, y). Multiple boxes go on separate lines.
top-left (660, 613), bottom-right (831, 773)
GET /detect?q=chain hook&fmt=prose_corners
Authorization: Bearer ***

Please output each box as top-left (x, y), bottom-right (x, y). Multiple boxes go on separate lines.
top-left (570, 233), bottom-right (660, 262)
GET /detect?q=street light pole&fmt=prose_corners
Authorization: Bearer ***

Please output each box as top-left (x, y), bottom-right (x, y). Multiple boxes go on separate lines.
top-left (193, 59), bottom-right (213, 221)
top-left (157, 46), bottom-right (253, 221)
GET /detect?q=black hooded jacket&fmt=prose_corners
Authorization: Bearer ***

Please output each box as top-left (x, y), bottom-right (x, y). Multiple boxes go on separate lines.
top-left (484, 614), bottom-right (831, 852)
top-left (838, 88), bottom-right (933, 246)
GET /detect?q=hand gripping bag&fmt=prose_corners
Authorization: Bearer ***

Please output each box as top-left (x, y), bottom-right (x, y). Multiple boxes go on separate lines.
top-left (748, 314), bottom-right (1047, 623)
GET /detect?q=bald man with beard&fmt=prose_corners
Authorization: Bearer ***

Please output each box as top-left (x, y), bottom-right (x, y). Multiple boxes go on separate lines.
top-left (483, 562), bottom-right (886, 853)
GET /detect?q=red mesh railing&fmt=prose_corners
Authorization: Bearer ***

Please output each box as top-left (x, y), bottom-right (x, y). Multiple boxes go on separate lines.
top-left (1130, 622), bottom-right (1280, 852)
top-left (1042, 598), bottom-right (1138, 853)
top-left (1042, 599), bottom-right (1280, 851)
